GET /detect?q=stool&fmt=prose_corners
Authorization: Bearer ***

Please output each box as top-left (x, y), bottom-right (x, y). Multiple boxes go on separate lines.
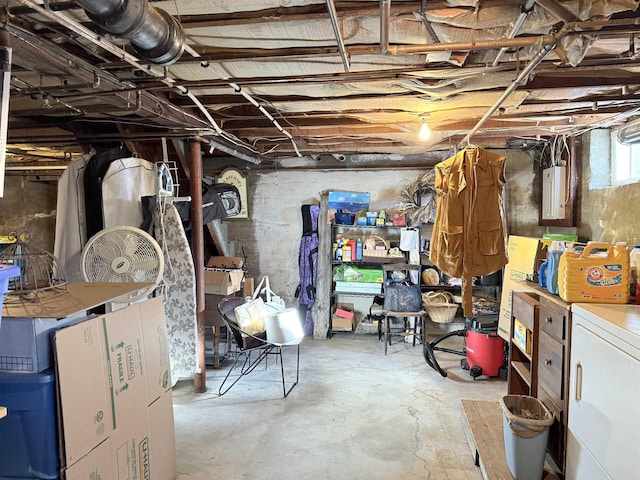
top-left (382, 309), bottom-right (427, 355)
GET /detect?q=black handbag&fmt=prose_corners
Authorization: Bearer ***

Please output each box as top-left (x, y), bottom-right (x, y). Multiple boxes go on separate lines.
top-left (383, 282), bottom-right (422, 312)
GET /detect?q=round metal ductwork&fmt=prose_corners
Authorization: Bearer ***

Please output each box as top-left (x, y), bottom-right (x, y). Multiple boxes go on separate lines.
top-left (76, 0), bottom-right (185, 66)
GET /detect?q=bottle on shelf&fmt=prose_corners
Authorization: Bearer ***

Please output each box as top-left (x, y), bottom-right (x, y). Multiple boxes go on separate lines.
top-left (348, 239), bottom-right (356, 261)
top-left (546, 240), bottom-right (565, 295)
top-left (630, 245), bottom-right (640, 304)
top-left (356, 238), bottom-right (363, 261)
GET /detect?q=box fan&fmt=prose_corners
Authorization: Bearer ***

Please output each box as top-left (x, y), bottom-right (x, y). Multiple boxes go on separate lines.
top-left (81, 226), bottom-right (164, 304)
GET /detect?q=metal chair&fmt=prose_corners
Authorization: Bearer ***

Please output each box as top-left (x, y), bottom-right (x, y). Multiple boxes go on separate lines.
top-left (217, 296), bottom-right (304, 397)
top-left (381, 263), bottom-right (427, 355)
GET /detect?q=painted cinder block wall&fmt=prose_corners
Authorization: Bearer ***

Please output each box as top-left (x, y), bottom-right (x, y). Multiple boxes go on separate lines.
top-left (0, 140), bottom-right (638, 307)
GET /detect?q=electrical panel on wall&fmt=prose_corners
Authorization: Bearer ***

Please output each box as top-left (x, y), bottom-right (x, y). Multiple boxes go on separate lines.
top-left (542, 166), bottom-right (567, 220)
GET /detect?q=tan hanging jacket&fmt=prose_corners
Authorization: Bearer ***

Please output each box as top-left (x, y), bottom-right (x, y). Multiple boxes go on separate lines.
top-left (429, 146), bottom-right (508, 317)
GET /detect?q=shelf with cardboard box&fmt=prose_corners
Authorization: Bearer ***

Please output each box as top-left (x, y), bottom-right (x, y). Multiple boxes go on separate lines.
top-left (329, 223), bottom-right (416, 334)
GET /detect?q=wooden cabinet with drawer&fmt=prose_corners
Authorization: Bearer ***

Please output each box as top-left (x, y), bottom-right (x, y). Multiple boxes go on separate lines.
top-left (537, 294), bottom-right (572, 474)
top-left (508, 283), bottom-right (572, 475)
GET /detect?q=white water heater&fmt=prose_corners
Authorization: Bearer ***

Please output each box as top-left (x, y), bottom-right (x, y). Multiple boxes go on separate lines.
top-left (542, 166), bottom-right (567, 220)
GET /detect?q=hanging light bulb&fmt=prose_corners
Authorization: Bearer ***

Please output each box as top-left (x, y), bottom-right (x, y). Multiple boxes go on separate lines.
top-left (419, 121), bottom-right (431, 141)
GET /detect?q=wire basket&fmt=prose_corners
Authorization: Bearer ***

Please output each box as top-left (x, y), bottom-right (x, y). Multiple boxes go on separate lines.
top-left (0, 232), bottom-right (67, 302)
top-left (422, 290), bottom-right (459, 323)
top-left (362, 236), bottom-right (389, 258)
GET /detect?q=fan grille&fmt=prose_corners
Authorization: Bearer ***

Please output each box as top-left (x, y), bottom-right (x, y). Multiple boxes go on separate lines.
top-left (82, 226), bottom-right (164, 303)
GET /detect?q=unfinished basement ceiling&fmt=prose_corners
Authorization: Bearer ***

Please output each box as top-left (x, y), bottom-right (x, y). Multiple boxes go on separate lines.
top-left (4, 0), bottom-right (640, 170)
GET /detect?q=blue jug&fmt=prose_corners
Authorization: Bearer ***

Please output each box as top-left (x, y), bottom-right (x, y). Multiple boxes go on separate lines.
top-left (538, 261), bottom-right (548, 288)
top-left (546, 241), bottom-right (565, 295)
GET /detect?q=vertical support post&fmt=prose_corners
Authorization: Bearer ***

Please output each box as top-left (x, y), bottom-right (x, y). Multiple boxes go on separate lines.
top-left (0, 28), bottom-right (11, 198)
top-left (190, 137), bottom-right (206, 393)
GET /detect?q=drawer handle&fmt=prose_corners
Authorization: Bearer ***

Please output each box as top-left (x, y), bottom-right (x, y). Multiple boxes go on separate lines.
top-left (544, 358), bottom-right (552, 366)
top-left (545, 316), bottom-right (553, 324)
top-left (575, 362), bottom-right (582, 402)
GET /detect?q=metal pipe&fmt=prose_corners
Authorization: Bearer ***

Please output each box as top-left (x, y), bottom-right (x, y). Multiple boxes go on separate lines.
top-left (493, 0), bottom-right (537, 66)
top-left (0, 28), bottom-right (11, 197)
top-left (190, 137), bottom-right (206, 394)
top-left (73, 0), bottom-right (185, 65)
top-left (208, 138), bottom-right (263, 165)
top-left (326, 0), bottom-right (350, 72)
top-left (380, 0), bottom-right (391, 54)
top-left (388, 34), bottom-right (556, 54)
top-left (460, 39), bottom-right (557, 147)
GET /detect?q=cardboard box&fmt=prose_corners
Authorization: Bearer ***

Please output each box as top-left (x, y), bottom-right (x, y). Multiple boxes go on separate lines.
top-left (332, 265), bottom-right (383, 283)
top-left (513, 319), bottom-right (532, 353)
top-left (203, 268), bottom-right (244, 295)
top-left (55, 296), bottom-right (175, 480)
top-left (389, 210), bottom-right (407, 226)
top-left (207, 256), bottom-right (244, 269)
top-left (334, 306), bottom-right (354, 320)
top-left (498, 236), bottom-right (548, 340)
top-left (331, 303), bottom-right (356, 331)
top-left (334, 281), bottom-right (382, 294)
top-left (327, 191), bottom-right (370, 224)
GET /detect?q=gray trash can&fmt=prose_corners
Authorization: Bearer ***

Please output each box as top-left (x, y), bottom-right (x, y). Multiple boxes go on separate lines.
top-left (500, 395), bottom-right (554, 480)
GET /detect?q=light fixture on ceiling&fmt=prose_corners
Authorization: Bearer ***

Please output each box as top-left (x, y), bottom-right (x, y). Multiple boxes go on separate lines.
top-left (419, 121), bottom-right (431, 141)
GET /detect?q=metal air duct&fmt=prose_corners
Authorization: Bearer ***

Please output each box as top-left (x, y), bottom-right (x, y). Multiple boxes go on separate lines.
top-left (74, 0), bottom-right (185, 65)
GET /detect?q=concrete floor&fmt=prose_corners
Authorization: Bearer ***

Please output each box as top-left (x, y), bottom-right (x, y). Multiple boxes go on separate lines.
top-left (172, 327), bottom-right (508, 480)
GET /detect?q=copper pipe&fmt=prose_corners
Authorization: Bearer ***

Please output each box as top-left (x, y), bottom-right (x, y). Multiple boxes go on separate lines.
top-left (190, 138), bottom-right (206, 394)
top-left (388, 35), bottom-right (556, 54)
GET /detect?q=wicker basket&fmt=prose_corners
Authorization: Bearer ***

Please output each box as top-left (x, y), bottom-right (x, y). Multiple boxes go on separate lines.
top-left (422, 291), bottom-right (459, 323)
top-left (362, 235), bottom-right (389, 259)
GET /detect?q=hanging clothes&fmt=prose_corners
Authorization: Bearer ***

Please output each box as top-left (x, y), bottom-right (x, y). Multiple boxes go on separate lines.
top-left (296, 204), bottom-right (319, 336)
top-left (429, 145), bottom-right (508, 317)
top-left (101, 157), bottom-right (156, 229)
top-left (83, 145), bottom-right (131, 239)
top-left (53, 154), bottom-right (91, 283)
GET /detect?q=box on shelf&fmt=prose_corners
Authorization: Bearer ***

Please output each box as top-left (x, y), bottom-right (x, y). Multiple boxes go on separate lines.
top-left (498, 236), bottom-right (548, 340)
top-left (55, 296), bottom-right (175, 480)
top-left (334, 304), bottom-right (354, 320)
top-left (203, 268), bottom-right (244, 295)
top-left (388, 210), bottom-right (407, 226)
top-left (331, 303), bottom-right (356, 331)
top-left (207, 256), bottom-right (244, 269)
top-left (332, 265), bottom-right (383, 284)
top-left (512, 319), bottom-right (532, 353)
top-left (327, 191), bottom-right (370, 224)
top-left (334, 281), bottom-right (382, 294)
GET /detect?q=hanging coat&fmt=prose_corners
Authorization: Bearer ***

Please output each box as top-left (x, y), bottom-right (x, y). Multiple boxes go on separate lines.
top-left (429, 145), bottom-right (508, 317)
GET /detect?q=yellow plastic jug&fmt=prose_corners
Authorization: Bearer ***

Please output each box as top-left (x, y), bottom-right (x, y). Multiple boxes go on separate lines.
top-left (557, 242), bottom-right (630, 303)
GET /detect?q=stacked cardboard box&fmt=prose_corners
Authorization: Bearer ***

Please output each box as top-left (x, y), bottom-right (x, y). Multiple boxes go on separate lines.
top-left (55, 296), bottom-right (175, 480)
top-left (331, 303), bottom-right (355, 331)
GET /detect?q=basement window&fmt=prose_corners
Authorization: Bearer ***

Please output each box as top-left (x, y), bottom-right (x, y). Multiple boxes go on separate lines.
top-left (611, 130), bottom-right (640, 185)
